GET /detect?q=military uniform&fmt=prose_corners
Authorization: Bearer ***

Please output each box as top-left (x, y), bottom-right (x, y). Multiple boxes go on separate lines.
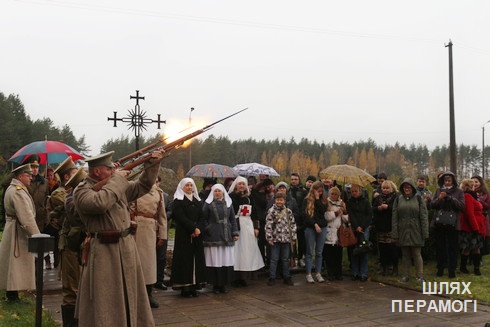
top-left (74, 151), bottom-right (158, 327)
top-left (130, 183), bottom-right (167, 308)
top-left (0, 164), bottom-right (40, 301)
top-left (46, 157), bottom-right (78, 269)
top-left (27, 163), bottom-right (49, 232)
top-left (50, 158), bottom-right (82, 327)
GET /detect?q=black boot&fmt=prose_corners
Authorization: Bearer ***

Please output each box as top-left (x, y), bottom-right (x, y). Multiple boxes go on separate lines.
top-left (5, 291), bottom-right (19, 303)
top-left (460, 254), bottom-right (469, 274)
top-left (146, 285), bottom-right (159, 308)
top-left (472, 253), bottom-right (481, 276)
top-left (391, 264), bottom-right (398, 276)
top-left (61, 305), bottom-right (77, 327)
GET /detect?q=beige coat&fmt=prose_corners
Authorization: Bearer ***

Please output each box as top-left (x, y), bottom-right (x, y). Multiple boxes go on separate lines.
top-left (130, 184), bottom-right (167, 284)
top-left (73, 164), bottom-right (159, 327)
top-left (0, 178), bottom-right (40, 291)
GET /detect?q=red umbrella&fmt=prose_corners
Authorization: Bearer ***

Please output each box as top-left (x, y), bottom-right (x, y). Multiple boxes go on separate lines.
top-left (8, 140), bottom-right (84, 165)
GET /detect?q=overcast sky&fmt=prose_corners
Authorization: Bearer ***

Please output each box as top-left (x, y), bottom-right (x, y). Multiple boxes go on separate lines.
top-left (2, 0), bottom-right (490, 156)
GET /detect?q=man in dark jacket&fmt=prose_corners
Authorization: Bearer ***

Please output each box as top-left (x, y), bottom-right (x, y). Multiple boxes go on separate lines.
top-left (346, 184), bottom-right (372, 281)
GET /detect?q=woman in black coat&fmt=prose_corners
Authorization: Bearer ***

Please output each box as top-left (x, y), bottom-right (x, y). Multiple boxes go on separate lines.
top-left (170, 178), bottom-right (206, 297)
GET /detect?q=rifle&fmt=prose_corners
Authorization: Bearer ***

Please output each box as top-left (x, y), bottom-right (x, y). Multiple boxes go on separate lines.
top-left (93, 108), bottom-right (248, 191)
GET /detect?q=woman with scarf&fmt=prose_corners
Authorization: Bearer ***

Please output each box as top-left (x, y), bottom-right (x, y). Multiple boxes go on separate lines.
top-left (324, 187), bottom-right (348, 281)
top-left (202, 184), bottom-right (239, 294)
top-left (459, 179), bottom-right (486, 275)
top-left (372, 180), bottom-right (399, 276)
top-left (228, 176), bottom-right (264, 287)
top-left (170, 178), bottom-right (206, 297)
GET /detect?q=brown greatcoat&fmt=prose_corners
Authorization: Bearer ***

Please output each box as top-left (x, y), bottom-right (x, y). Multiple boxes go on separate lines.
top-left (73, 164), bottom-right (159, 327)
top-left (130, 184), bottom-right (167, 284)
top-left (0, 178), bottom-right (40, 291)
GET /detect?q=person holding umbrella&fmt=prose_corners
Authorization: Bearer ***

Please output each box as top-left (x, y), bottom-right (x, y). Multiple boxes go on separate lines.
top-left (0, 164), bottom-right (40, 303)
top-left (25, 155), bottom-right (51, 269)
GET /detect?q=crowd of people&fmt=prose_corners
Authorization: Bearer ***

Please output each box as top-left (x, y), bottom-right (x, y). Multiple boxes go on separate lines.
top-left (1, 152), bottom-right (489, 326)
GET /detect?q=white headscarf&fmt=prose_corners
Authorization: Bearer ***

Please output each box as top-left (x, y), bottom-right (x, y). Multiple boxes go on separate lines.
top-left (174, 177), bottom-right (201, 201)
top-left (228, 176), bottom-right (249, 196)
top-left (205, 184), bottom-right (232, 207)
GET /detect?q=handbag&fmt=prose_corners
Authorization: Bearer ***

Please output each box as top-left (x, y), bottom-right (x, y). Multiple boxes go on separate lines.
top-left (337, 221), bottom-right (357, 247)
top-left (353, 239), bottom-right (374, 256)
top-left (435, 210), bottom-right (457, 226)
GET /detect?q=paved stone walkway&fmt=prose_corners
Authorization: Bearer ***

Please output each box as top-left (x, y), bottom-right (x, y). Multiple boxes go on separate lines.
top-left (43, 268), bottom-right (490, 327)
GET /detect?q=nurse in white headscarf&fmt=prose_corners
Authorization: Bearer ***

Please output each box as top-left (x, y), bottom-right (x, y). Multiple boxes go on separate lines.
top-left (202, 184), bottom-right (239, 294)
top-left (170, 177), bottom-right (206, 297)
top-left (228, 176), bottom-right (265, 287)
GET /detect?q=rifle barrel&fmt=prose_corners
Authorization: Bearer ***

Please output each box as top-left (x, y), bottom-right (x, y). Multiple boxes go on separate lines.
top-left (93, 107), bottom-right (248, 191)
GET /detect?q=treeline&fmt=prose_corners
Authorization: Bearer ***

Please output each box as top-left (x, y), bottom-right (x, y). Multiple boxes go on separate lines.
top-left (0, 92), bottom-right (89, 172)
top-left (1, 91), bottom-right (488, 186)
top-left (102, 133), bottom-right (488, 186)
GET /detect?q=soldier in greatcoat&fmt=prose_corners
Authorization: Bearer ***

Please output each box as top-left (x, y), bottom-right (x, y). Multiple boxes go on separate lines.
top-left (0, 164), bottom-right (40, 302)
top-left (73, 150), bottom-right (163, 327)
top-left (48, 157), bottom-right (79, 326)
top-left (47, 157), bottom-right (77, 270)
top-left (60, 167), bottom-right (87, 327)
top-left (130, 180), bottom-right (167, 308)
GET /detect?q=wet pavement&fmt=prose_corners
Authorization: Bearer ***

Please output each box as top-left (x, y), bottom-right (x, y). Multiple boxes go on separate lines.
top-left (42, 267), bottom-right (490, 327)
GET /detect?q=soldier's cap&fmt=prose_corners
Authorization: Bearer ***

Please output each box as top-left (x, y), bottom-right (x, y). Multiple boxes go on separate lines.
top-left (66, 168), bottom-right (87, 189)
top-left (12, 164), bottom-right (33, 176)
top-left (54, 156), bottom-right (76, 176)
top-left (85, 151), bottom-right (115, 168)
top-left (24, 154), bottom-right (40, 166)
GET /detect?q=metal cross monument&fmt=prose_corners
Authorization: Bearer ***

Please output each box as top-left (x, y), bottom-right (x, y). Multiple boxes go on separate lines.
top-left (108, 90), bottom-right (166, 150)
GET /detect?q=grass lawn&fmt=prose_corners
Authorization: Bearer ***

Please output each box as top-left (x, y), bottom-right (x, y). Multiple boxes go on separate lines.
top-left (0, 291), bottom-right (58, 327)
top-left (0, 231), bottom-right (57, 326)
top-left (364, 251), bottom-right (490, 304)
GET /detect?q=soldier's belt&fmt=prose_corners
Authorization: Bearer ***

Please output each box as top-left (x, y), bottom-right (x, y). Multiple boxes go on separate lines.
top-left (134, 212), bottom-right (156, 219)
top-left (90, 228), bottom-right (132, 244)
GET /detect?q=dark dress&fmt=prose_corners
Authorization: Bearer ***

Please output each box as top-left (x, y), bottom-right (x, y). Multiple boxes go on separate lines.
top-left (170, 196), bottom-right (206, 292)
top-left (202, 199), bottom-right (238, 289)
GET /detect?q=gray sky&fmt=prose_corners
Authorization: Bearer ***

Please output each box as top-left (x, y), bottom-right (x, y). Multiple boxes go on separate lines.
top-left (2, 0), bottom-right (490, 156)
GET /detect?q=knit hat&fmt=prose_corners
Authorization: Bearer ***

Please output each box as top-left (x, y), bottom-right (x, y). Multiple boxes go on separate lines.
top-left (306, 175), bottom-right (317, 182)
top-left (275, 181), bottom-right (289, 190)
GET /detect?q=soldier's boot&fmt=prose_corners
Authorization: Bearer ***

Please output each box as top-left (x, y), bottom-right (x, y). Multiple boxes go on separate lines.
top-left (61, 305), bottom-right (77, 327)
top-left (459, 254), bottom-right (469, 273)
top-left (472, 253), bottom-right (482, 276)
top-left (146, 285), bottom-right (159, 308)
